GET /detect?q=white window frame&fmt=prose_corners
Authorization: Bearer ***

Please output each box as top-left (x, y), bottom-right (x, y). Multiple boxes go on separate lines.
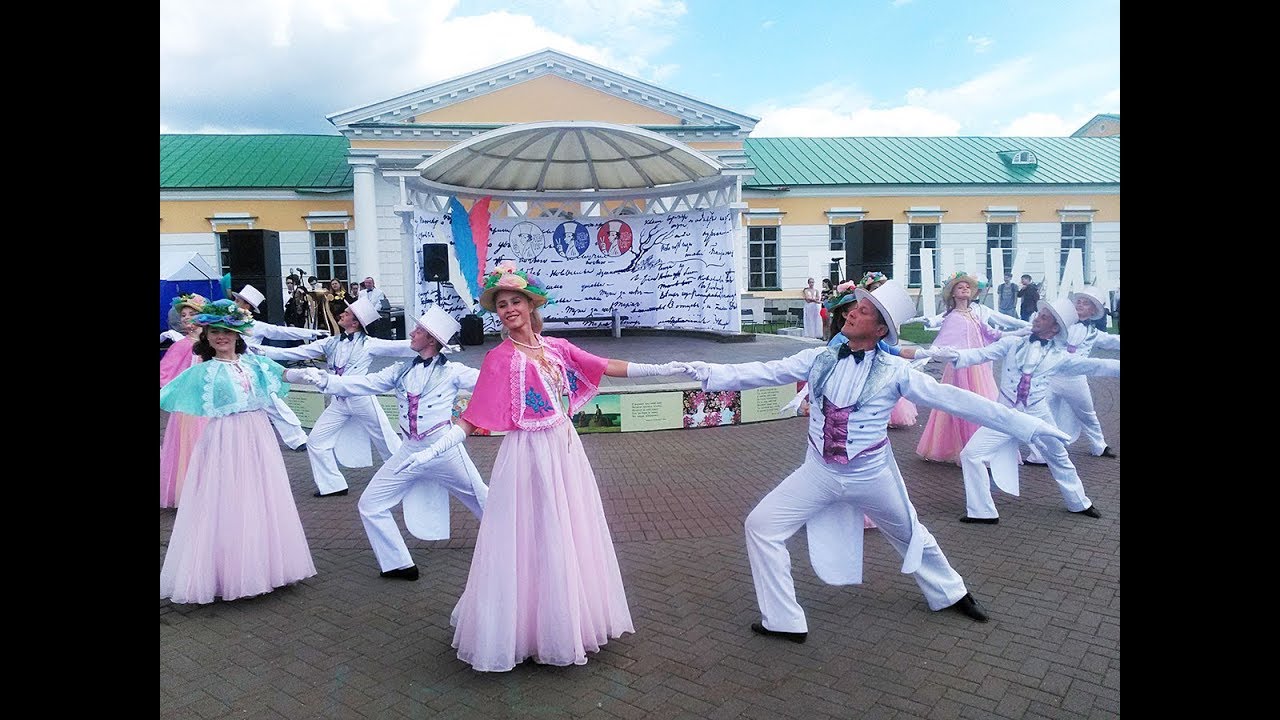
top-left (748, 226), bottom-right (780, 291)
top-left (908, 224), bottom-right (940, 288)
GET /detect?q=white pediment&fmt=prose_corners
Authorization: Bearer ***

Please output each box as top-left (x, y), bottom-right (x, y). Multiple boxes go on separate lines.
top-left (326, 49), bottom-right (757, 132)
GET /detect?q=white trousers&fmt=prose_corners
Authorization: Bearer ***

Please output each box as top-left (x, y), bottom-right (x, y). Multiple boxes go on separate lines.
top-left (1026, 376), bottom-right (1107, 461)
top-left (306, 396), bottom-right (398, 494)
top-left (745, 449), bottom-right (967, 633)
top-left (360, 433), bottom-right (487, 571)
top-left (263, 396), bottom-right (308, 450)
top-left (960, 401), bottom-right (1091, 518)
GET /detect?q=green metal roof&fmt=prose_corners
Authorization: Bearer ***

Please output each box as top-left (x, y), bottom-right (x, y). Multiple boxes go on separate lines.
top-left (743, 136), bottom-right (1119, 187)
top-left (160, 135), bottom-right (352, 190)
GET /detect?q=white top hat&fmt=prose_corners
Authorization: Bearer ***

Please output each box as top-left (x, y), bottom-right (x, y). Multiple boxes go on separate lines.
top-left (412, 305), bottom-right (461, 347)
top-left (346, 295), bottom-right (381, 328)
top-left (1037, 297), bottom-right (1078, 332)
top-left (608, 220), bottom-right (621, 233)
top-left (1068, 287), bottom-right (1108, 320)
top-left (231, 284), bottom-right (266, 312)
top-left (852, 279), bottom-right (916, 345)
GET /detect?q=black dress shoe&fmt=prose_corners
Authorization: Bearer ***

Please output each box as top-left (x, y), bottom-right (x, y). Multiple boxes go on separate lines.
top-left (959, 516), bottom-right (999, 524)
top-left (1072, 505), bottom-right (1102, 518)
top-left (313, 489), bottom-right (349, 498)
top-left (1024, 458), bottom-right (1048, 466)
top-left (1098, 446), bottom-right (1117, 458)
top-left (379, 565), bottom-right (420, 581)
top-left (946, 593), bottom-right (989, 623)
top-left (750, 622), bottom-right (807, 644)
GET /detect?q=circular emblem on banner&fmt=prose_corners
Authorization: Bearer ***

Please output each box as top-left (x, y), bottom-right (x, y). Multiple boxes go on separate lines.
top-left (553, 221), bottom-right (591, 259)
top-left (509, 222), bottom-right (544, 261)
top-left (596, 220), bottom-right (633, 256)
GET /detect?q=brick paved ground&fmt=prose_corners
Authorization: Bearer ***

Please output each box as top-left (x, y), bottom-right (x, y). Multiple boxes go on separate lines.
top-left (161, 337), bottom-right (1119, 719)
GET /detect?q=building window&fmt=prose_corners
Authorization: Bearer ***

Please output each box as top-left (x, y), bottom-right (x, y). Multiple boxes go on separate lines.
top-left (986, 223), bottom-right (1015, 284)
top-left (908, 224), bottom-right (940, 287)
top-left (313, 231), bottom-right (349, 282)
top-left (748, 226), bottom-right (779, 290)
top-left (1060, 223), bottom-right (1089, 278)
top-left (214, 233), bottom-right (232, 275)
top-left (829, 225), bottom-right (845, 252)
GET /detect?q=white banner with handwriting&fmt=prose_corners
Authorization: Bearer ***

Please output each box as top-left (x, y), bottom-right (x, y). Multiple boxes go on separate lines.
top-left (413, 208), bottom-right (739, 332)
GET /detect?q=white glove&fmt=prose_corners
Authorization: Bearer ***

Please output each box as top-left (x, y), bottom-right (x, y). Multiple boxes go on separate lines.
top-left (912, 347), bottom-right (935, 360)
top-left (394, 425), bottom-right (466, 475)
top-left (686, 361), bottom-right (713, 383)
top-left (315, 329), bottom-right (331, 338)
top-left (930, 346), bottom-right (960, 362)
top-left (779, 388), bottom-right (807, 416)
top-left (283, 368), bottom-right (327, 388)
top-left (626, 361), bottom-right (686, 378)
top-left (900, 316), bottom-right (927, 325)
top-left (1030, 422), bottom-right (1072, 451)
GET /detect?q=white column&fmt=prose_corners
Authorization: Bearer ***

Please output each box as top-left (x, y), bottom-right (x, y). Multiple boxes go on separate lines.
top-left (352, 161), bottom-right (379, 281)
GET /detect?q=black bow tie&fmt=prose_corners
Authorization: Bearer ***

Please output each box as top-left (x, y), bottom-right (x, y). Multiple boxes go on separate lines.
top-left (1029, 336), bottom-right (1051, 347)
top-left (412, 355), bottom-right (443, 367)
top-left (339, 332), bottom-right (355, 341)
top-left (837, 345), bottom-right (866, 363)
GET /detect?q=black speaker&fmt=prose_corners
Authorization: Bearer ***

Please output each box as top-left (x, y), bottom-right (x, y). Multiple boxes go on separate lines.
top-left (422, 244), bottom-right (450, 282)
top-left (460, 314), bottom-right (484, 345)
top-left (844, 220), bottom-right (893, 282)
top-left (225, 229), bottom-right (284, 325)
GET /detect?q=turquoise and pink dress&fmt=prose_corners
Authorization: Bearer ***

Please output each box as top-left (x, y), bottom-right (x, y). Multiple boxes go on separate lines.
top-left (451, 336), bottom-right (633, 671)
top-left (159, 354), bottom-right (316, 604)
top-left (159, 337), bottom-right (208, 508)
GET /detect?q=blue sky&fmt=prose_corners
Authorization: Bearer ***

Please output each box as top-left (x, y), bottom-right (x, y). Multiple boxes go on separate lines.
top-left (160, 0), bottom-right (1119, 137)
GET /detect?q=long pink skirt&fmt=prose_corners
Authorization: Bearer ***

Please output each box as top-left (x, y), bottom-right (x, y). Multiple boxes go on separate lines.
top-left (451, 422), bottom-right (634, 672)
top-left (160, 411), bottom-right (208, 508)
top-left (888, 398), bottom-right (918, 428)
top-left (160, 411), bottom-right (316, 604)
top-left (915, 361), bottom-right (998, 463)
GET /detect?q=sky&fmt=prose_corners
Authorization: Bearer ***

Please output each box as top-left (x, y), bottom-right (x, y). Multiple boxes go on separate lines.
top-left (160, 0), bottom-right (1119, 138)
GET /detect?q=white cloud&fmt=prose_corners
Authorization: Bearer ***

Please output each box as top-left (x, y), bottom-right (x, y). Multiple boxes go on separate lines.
top-left (752, 106), bottom-right (962, 137)
top-left (997, 113), bottom-right (1079, 137)
top-left (762, 20), bottom-right (776, 29)
top-left (966, 34), bottom-right (993, 53)
top-left (160, 0), bottom-right (687, 134)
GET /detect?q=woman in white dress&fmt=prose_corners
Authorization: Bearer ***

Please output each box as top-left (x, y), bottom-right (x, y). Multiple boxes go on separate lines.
top-left (802, 278), bottom-right (823, 338)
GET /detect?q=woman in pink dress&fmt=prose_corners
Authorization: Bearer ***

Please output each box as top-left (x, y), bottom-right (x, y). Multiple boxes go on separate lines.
top-left (915, 271), bottom-right (1027, 463)
top-left (399, 262), bottom-right (684, 672)
top-left (160, 294), bottom-right (209, 508)
top-left (160, 299), bottom-right (317, 604)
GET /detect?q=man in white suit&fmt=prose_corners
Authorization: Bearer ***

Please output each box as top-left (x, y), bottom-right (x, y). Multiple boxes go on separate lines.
top-left (297, 306), bottom-right (486, 580)
top-left (255, 296), bottom-right (418, 496)
top-left (931, 297), bottom-right (1119, 524)
top-left (683, 280), bottom-right (1071, 642)
top-left (1024, 286), bottom-right (1120, 463)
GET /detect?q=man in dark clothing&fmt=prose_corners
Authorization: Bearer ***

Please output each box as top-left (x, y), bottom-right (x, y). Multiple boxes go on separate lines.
top-left (1017, 274), bottom-right (1041, 321)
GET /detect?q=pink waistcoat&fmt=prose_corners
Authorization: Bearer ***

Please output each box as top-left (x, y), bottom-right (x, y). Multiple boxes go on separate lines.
top-left (461, 336), bottom-right (607, 432)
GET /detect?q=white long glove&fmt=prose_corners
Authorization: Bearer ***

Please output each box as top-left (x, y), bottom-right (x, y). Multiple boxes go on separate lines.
top-left (283, 368), bottom-right (327, 388)
top-left (394, 425), bottom-right (466, 475)
top-left (626, 361), bottom-right (687, 377)
top-left (929, 346), bottom-right (960, 362)
top-left (314, 328), bottom-right (331, 338)
top-left (913, 347), bottom-right (936, 360)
